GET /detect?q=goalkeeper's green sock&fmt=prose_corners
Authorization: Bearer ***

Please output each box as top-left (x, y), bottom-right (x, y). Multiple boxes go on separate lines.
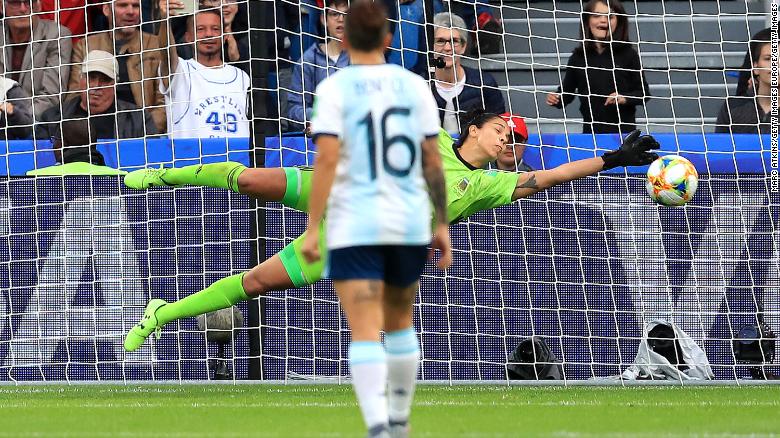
top-left (155, 273), bottom-right (250, 326)
top-left (161, 162), bottom-right (246, 193)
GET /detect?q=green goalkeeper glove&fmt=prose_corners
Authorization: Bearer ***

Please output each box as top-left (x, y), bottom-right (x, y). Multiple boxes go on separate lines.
top-left (601, 130), bottom-right (660, 170)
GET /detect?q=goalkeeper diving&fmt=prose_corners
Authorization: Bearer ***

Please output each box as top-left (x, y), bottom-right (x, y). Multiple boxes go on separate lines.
top-left (122, 111), bottom-right (660, 352)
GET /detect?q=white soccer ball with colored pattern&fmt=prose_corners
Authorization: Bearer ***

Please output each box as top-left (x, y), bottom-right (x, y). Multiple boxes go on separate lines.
top-left (646, 155), bottom-right (698, 206)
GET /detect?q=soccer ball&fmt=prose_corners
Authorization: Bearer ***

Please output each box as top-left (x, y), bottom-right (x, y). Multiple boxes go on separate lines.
top-left (646, 155), bottom-right (698, 206)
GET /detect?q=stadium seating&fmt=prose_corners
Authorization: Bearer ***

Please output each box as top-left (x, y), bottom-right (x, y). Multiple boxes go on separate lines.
top-left (464, 1), bottom-right (767, 133)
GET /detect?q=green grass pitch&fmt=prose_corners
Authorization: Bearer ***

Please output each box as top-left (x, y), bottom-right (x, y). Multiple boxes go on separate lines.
top-left (1, 385), bottom-right (778, 437)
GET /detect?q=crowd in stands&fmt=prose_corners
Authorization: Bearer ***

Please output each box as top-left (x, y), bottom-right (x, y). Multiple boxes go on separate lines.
top-left (0, 0), bottom-right (772, 168)
top-left (0, 0), bottom-right (251, 165)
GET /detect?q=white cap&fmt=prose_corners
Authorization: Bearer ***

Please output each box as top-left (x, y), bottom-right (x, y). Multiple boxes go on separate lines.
top-left (82, 50), bottom-right (118, 81)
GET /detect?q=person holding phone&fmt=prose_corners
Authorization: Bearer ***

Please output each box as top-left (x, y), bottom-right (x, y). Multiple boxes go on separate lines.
top-left (157, 0), bottom-right (251, 138)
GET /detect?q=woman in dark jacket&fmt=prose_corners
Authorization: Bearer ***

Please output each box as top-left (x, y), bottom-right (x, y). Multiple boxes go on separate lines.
top-left (546, 0), bottom-right (650, 134)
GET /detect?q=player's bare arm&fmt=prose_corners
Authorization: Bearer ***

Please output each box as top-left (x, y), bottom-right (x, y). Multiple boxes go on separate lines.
top-left (511, 157), bottom-right (604, 200)
top-left (421, 136), bottom-right (452, 269)
top-left (421, 137), bottom-right (448, 226)
top-left (157, 0), bottom-right (181, 88)
top-left (511, 130), bottom-right (660, 201)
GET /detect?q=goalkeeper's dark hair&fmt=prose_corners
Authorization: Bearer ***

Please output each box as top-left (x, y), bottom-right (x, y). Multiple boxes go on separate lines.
top-left (453, 109), bottom-right (501, 148)
top-left (345, 0), bottom-right (389, 52)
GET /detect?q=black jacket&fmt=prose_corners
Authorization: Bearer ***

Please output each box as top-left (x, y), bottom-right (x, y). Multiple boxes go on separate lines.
top-left (36, 97), bottom-right (157, 141)
top-left (554, 44), bottom-right (650, 134)
top-left (35, 97), bottom-right (157, 164)
top-left (715, 96), bottom-right (772, 134)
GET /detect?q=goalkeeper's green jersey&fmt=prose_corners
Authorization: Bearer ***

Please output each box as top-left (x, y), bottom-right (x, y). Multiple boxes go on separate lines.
top-left (438, 129), bottom-right (520, 223)
top-left (279, 130), bottom-right (521, 287)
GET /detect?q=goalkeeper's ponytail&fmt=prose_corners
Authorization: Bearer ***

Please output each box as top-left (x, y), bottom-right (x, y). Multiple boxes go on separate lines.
top-left (454, 109), bottom-right (500, 148)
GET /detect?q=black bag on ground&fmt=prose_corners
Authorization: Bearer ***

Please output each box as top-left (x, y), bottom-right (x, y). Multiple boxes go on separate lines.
top-left (507, 337), bottom-right (563, 380)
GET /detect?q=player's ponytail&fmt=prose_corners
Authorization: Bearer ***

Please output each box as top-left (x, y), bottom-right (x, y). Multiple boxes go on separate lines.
top-left (454, 109), bottom-right (501, 147)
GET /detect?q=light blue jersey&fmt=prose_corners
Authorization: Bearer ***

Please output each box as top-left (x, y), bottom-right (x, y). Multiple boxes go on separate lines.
top-left (310, 64), bottom-right (440, 250)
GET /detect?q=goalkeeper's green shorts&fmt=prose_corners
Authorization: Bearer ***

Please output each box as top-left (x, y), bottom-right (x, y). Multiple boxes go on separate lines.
top-left (277, 167), bottom-right (327, 287)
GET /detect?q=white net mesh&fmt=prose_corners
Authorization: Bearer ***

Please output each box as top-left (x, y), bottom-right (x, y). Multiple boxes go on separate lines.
top-left (0, 0), bottom-right (777, 382)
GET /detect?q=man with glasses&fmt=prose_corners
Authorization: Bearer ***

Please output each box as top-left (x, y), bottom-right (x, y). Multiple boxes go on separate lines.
top-left (0, 0), bottom-right (71, 119)
top-left (429, 12), bottom-right (504, 135)
top-left (36, 49), bottom-right (157, 163)
top-left (287, 0), bottom-right (350, 132)
top-left (68, 0), bottom-right (166, 133)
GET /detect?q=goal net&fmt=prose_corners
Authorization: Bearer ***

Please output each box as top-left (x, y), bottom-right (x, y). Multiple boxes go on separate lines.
top-left (0, 0), bottom-right (777, 382)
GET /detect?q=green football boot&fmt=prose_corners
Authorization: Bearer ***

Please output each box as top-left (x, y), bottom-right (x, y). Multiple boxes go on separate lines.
top-left (124, 167), bottom-right (177, 190)
top-left (124, 299), bottom-right (167, 352)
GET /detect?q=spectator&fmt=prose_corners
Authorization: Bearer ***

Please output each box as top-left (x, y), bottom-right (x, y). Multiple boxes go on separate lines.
top-left (68, 0), bottom-right (167, 133)
top-left (199, 0), bottom-right (249, 73)
top-left (734, 28), bottom-right (770, 98)
top-left (430, 12), bottom-right (504, 135)
top-left (158, 0), bottom-right (251, 138)
top-left (0, 0), bottom-right (72, 119)
top-left (546, 0), bottom-right (649, 135)
top-left (287, 0), bottom-right (350, 131)
top-left (0, 75), bottom-right (33, 139)
top-left (715, 28), bottom-right (772, 135)
top-left (28, 117), bottom-right (128, 175)
top-left (173, 1), bottom-right (249, 67)
top-left (434, 0), bottom-right (503, 55)
top-left (36, 50), bottom-right (157, 147)
top-left (52, 118), bottom-right (105, 165)
top-left (38, 0), bottom-right (87, 39)
top-left (270, 0), bottom-right (300, 132)
top-left (495, 113), bottom-right (533, 172)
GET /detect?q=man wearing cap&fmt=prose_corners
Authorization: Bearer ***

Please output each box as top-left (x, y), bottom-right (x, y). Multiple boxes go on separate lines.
top-left (495, 113), bottom-right (533, 173)
top-left (36, 49), bottom-right (157, 163)
top-left (68, 0), bottom-right (166, 133)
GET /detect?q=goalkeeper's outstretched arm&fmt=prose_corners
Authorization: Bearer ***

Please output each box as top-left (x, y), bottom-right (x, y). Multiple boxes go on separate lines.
top-left (511, 130), bottom-right (660, 201)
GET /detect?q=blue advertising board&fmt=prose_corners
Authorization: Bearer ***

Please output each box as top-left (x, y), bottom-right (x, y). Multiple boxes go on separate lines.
top-left (0, 178), bottom-right (253, 381)
top-left (0, 134), bottom-right (772, 175)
